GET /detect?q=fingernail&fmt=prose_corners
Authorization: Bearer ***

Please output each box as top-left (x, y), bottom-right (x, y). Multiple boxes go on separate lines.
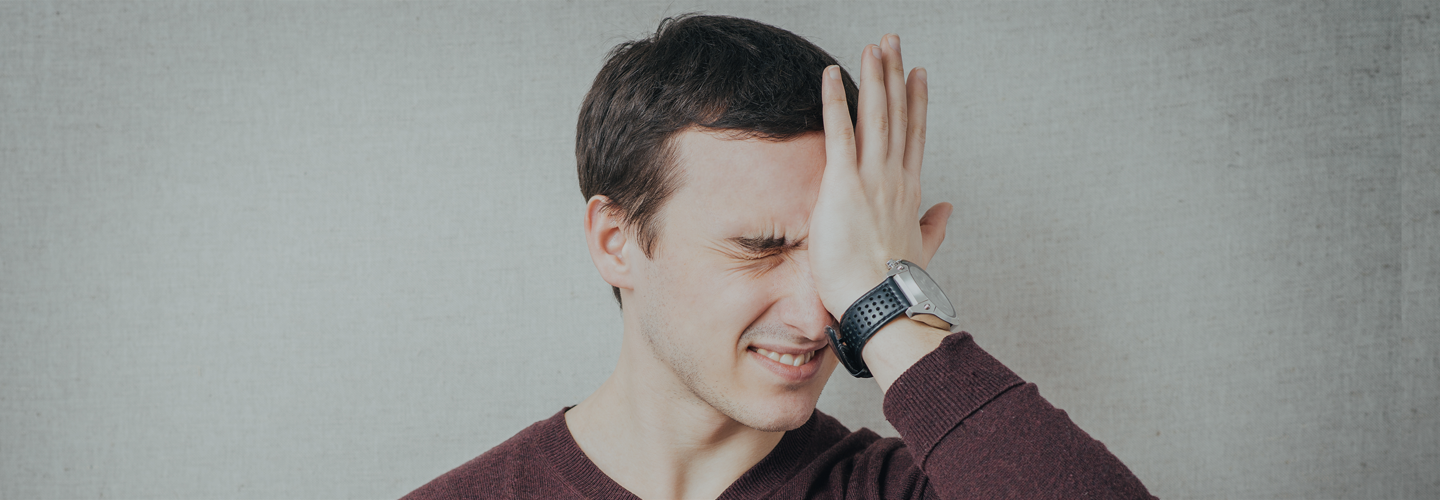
top-left (888, 34), bottom-right (900, 52)
top-left (916, 67), bottom-right (927, 82)
top-left (827, 66), bottom-right (840, 80)
top-left (870, 45), bottom-right (881, 60)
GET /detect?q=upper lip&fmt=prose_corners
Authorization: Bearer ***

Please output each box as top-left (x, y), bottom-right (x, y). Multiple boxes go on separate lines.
top-left (748, 342), bottom-right (828, 355)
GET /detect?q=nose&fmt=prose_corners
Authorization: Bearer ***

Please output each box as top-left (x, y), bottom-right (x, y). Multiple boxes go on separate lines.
top-left (776, 255), bottom-right (836, 342)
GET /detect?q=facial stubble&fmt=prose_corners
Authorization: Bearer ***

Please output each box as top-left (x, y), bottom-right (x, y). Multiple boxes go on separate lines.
top-left (637, 289), bottom-right (822, 433)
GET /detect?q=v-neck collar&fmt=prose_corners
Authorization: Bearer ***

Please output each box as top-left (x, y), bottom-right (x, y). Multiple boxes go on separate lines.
top-left (535, 407), bottom-right (823, 499)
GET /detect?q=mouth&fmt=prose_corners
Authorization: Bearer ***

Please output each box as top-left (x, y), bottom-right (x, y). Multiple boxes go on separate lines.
top-left (751, 346), bottom-right (822, 367)
top-left (746, 343), bottom-right (829, 383)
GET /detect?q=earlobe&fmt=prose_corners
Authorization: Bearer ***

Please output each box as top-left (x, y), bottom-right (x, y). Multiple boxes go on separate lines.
top-left (584, 195), bottom-right (634, 291)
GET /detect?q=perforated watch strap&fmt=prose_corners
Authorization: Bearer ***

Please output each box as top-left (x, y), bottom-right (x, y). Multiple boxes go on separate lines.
top-left (829, 277), bottom-right (912, 378)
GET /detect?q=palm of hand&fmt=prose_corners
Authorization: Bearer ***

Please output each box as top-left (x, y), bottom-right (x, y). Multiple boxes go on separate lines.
top-left (808, 34), bottom-right (952, 319)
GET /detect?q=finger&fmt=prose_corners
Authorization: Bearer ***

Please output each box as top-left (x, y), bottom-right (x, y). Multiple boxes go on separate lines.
top-left (820, 65), bottom-right (857, 172)
top-left (882, 34), bottom-right (908, 166)
top-left (918, 202), bottom-right (953, 267)
top-left (903, 67), bottom-right (928, 175)
top-left (855, 44), bottom-right (889, 170)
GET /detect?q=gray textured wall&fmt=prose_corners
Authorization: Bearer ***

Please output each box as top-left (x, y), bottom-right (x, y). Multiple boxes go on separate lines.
top-left (2, 1), bottom-right (1435, 498)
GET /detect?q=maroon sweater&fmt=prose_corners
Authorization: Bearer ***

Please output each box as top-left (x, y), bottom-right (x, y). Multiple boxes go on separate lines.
top-left (404, 333), bottom-right (1154, 499)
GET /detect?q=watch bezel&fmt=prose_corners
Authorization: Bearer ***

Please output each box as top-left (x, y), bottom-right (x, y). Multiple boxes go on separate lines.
top-left (886, 260), bottom-right (963, 333)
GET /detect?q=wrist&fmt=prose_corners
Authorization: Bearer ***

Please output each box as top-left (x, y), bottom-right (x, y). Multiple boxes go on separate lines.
top-left (858, 317), bottom-right (950, 392)
top-left (819, 269), bottom-right (890, 319)
top-left (824, 259), bottom-right (961, 378)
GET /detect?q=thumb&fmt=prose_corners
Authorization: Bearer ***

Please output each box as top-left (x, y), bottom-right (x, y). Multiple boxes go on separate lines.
top-left (918, 202), bottom-right (953, 268)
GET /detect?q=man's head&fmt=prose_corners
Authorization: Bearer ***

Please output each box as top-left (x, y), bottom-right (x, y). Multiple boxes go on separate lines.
top-left (577, 14), bottom-right (858, 305)
top-left (577, 15), bottom-right (858, 432)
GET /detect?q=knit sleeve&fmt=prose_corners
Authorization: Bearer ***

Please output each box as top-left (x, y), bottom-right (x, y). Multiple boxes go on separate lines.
top-left (880, 332), bottom-right (1156, 499)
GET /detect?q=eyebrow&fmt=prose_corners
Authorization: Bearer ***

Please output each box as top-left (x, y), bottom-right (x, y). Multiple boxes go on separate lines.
top-left (727, 235), bottom-right (798, 256)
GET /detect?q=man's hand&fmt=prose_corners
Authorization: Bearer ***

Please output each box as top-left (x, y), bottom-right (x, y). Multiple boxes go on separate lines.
top-left (810, 34), bottom-right (952, 321)
top-left (809, 34), bottom-right (955, 392)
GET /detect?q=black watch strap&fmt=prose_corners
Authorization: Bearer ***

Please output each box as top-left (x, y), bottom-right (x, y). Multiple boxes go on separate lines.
top-left (827, 277), bottom-right (912, 378)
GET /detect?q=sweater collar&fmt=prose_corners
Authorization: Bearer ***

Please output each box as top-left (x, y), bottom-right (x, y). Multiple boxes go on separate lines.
top-left (535, 407), bottom-right (825, 499)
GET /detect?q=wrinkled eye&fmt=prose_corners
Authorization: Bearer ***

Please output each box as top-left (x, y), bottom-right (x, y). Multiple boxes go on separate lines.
top-left (737, 253), bottom-right (785, 276)
top-left (722, 234), bottom-right (799, 277)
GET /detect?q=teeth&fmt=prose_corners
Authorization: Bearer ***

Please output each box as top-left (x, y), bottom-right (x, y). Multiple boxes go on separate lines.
top-left (756, 348), bottom-right (782, 363)
top-left (755, 348), bottom-right (815, 367)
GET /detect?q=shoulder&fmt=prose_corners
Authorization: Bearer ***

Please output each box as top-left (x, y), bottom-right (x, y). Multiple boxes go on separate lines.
top-left (775, 410), bottom-right (929, 497)
top-left (802, 410), bottom-right (902, 461)
top-left (401, 411), bottom-right (572, 500)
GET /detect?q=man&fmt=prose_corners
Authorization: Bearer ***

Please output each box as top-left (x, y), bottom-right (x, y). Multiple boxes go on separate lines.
top-left (407, 15), bottom-right (1153, 499)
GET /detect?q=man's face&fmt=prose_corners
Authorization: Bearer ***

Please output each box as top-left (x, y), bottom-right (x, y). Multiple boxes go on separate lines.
top-left (626, 129), bottom-right (840, 432)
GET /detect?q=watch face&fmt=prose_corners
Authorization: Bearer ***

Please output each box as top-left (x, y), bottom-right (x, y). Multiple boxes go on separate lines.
top-left (909, 267), bottom-right (957, 318)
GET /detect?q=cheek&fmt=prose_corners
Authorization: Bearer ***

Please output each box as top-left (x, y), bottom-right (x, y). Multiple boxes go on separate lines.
top-left (649, 259), bottom-right (778, 336)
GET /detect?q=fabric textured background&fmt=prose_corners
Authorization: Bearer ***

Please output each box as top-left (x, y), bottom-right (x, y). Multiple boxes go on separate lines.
top-left (1, 1), bottom-right (1434, 498)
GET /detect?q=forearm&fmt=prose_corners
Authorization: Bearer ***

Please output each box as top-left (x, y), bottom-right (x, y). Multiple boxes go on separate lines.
top-left (860, 316), bottom-right (949, 393)
top-left (881, 332), bottom-right (1156, 499)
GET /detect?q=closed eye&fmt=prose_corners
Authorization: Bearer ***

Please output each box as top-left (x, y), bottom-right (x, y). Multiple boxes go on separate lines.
top-left (722, 235), bottom-right (802, 277)
top-left (731, 235), bottom-right (792, 255)
top-left (734, 253), bottom-right (786, 276)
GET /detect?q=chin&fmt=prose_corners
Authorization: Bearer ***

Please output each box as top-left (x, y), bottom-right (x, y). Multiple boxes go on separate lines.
top-left (730, 362), bottom-right (839, 432)
top-left (733, 390), bottom-right (824, 432)
top-left (739, 410), bottom-right (813, 433)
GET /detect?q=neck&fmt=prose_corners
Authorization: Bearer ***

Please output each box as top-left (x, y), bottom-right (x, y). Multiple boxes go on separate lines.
top-left (565, 332), bottom-right (785, 500)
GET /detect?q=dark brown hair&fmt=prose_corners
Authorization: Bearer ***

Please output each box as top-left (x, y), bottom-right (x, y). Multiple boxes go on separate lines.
top-left (576, 14), bottom-right (858, 305)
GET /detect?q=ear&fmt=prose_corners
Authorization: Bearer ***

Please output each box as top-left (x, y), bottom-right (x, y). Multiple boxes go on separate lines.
top-left (584, 195), bottom-right (636, 293)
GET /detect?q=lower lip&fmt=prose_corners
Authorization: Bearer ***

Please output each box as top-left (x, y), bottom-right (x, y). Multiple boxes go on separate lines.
top-left (748, 347), bottom-right (825, 382)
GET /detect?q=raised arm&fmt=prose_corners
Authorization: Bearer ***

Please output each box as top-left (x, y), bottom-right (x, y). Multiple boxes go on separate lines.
top-left (808, 34), bottom-right (953, 392)
top-left (807, 34), bottom-right (1155, 498)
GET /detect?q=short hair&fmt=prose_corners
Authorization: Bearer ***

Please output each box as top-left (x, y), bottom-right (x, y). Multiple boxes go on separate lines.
top-left (576, 14), bottom-right (859, 306)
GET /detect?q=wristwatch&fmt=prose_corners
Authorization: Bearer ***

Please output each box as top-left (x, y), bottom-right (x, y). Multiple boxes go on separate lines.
top-left (826, 259), bottom-right (961, 378)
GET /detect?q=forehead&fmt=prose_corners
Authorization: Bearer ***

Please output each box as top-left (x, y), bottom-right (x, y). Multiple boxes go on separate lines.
top-left (663, 129), bottom-right (827, 238)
